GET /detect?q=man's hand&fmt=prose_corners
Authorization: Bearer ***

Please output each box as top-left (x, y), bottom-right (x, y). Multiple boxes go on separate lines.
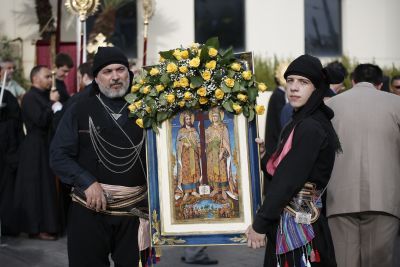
top-left (255, 138), bottom-right (266, 158)
top-left (84, 182), bottom-right (107, 212)
top-left (245, 225), bottom-right (266, 249)
top-left (50, 90), bottom-right (60, 102)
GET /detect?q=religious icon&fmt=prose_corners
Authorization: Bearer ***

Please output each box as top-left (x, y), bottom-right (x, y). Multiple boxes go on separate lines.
top-left (169, 108), bottom-right (241, 223)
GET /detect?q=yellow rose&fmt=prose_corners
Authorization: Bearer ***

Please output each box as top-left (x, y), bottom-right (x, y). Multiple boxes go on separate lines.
top-left (183, 91), bottom-right (192, 100)
top-left (173, 80), bottom-right (180, 88)
top-left (131, 84), bottom-right (141, 93)
top-left (208, 47), bottom-right (218, 57)
top-left (134, 100), bottom-right (142, 108)
top-left (149, 67), bottom-right (159, 76)
top-left (128, 103), bottom-right (137, 112)
top-left (237, 93), bottom-right (248, 102)
top-left (135, 118), bottom-right (144, 128)
top-left (159, 55), bottom-right (165, 63)
top-left (232, 103), bottom-right (242, 114)
top-left (258, 82), bottom-right (268, 92)
top-left (189, 57), bottom-right (201, 68)
top-left (199, 97), bottom-right (208, 105)
top-left (142, 85), bottom-right (151, 94)
top-left (197, 87), bottom-right (207, 97)
top-left (179, 77), bottom-right (189, 88)
top-left (165, 94), bottom-right (175, 103)
top-left (178, 100), bottom-right (186, 107)
top-left (242, 70), bottom-right (252, 80)
top-left (180, 50), bottom-right (189, 59)
top-left (156, 84), bottom-right (165, 92)
top-left (145, 106), bottom-right (152, 113)
top-left (202, 70), bottom-right (212, 81)
top-left (139, 79), bottom-right (145, 84)
top-left (224, 78), bottom-right (235, 88)
top-left (172, 49), bottom-right (182, 60)
top-left (231, 62), bottom-right (241, 71)
top-left (255, 105), bottom-right (265, 115)
top-left (205, 60), bottom-right (216, 70)
top-left (166, 63), bottom-right (178, 73)
top-left (215, 88), bottom-right (224, 100)
top-left (179, 66), bottom-right (188, 73)
top-left (190, 43), bottom-right (200, 50)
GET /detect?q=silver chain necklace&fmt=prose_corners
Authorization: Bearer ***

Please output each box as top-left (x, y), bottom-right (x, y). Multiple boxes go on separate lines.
top-left (96, 94), bottom-right (128, 120)
top-left (87, 96), bottom-right (147, 175)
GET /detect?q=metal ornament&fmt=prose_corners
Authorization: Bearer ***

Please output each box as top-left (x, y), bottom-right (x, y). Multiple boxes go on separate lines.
top-left (65, 0), bottom-right (100, 22)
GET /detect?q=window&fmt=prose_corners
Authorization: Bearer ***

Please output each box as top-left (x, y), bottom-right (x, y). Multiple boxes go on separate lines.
top-left (304, 0), bottom-right (342, 56)
top-left (86, 2), bottom-right (137, 59)
top-left (195, 0), bottom-right (245, 51)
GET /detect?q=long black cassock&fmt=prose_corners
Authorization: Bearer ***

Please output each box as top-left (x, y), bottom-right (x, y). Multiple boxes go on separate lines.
top-left (0, 89), bottom-right (24, 235)
top-left (14, 87), bottom-right (59, 234)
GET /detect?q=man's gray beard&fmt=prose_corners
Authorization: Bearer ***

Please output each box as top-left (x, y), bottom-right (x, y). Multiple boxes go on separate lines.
top-left (97, 81), bottom-right (129, 98)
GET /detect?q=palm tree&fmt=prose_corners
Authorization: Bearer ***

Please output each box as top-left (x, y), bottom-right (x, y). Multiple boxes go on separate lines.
top-left (34, 0), bottom-right (55, 41)
top-left (88, 0), bottom-right (135, 44)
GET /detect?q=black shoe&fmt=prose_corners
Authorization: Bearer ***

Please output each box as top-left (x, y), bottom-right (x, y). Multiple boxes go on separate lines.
top-left (181, 256), bottom-right (218, 265)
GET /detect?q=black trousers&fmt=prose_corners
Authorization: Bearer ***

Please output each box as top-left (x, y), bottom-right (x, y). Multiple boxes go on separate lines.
top-left (67, 202), bottom-right (140, 267)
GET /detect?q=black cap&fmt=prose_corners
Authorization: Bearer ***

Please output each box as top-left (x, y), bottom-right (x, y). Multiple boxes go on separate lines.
top-left (92, 46), bottom-right (129, 77)
top-left (284, 55), bottom-right (323, 88)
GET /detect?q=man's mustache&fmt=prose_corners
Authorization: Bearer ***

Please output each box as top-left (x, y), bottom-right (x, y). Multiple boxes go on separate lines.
top-left (110, 81), bottom-right (123, 86)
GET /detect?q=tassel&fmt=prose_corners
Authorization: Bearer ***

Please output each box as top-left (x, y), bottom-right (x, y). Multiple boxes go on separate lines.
top-left (284, 259), bottom-right (289, 267)
top-left (315, 249), bottom-right (321, 262)
top-left (138, 260), bottom-right (143, 267)
top-left (155, 247), bottom-right (162, 257)
top-left (277, 262), bottom-right (281, 267)
top-left (310, 249), bottom-right (316, 262)
top-left (300, 253), bottom-right (307, 267)
top-left (306, 244), bottom-right (312, 256)
top-left (306, 259), bottom-right (311, 267)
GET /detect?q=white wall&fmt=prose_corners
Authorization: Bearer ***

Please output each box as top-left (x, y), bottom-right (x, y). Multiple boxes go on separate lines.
top-left (342, 0), bottom-right (400, 66)
top-left (246, 0), bottom-right (305, 60)
top-left (138, 0), bottom-right (195, 66)
top-left (0, 0), bottom-right (40, 79)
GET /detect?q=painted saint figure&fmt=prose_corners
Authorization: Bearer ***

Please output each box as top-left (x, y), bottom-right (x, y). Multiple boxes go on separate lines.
top-left (176, 111), bottom-right (201, 201)
top-left (205, 107), bottom-right (231, 200)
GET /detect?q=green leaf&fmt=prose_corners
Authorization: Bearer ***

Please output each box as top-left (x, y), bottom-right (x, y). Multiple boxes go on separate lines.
top-left (125, 93), bottom-right (138, 103)
top-left (151, 123), bottom-right (159, 134)
top-left (232, 81), bottom-right (240, 93)
top-left (160, 73), bottom-right (170, 85)
top-left (143, 116), bottom-right (153, 128)
top-left (200, 47), bottom-right (210, 63)
top-left (248, 109), bottom-right (255, 122)
top-left (243, 105), bottom-right (249, 117)
top-left (220, 47), bottom-right (234, 65)
top-left (205, 37), bottom-right (220, 50)
top-left (156, 111), bottom-right (169, 122)
top-left (247, 87), bottom-right (258, 102)
top-left (222, 100), bottom-right (233, 113)
top-left (221, 83), bottom-right (232, 93)
top-left (227, 70), bottom-right (236, 78)
top-left (190, 76), bottom-right (203, 87)
top-left (159, 50), bottom-right (175, 60)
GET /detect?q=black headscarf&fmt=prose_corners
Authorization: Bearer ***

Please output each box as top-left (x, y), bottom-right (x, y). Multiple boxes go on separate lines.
top-left (278, 55), bottom-right (343, 154)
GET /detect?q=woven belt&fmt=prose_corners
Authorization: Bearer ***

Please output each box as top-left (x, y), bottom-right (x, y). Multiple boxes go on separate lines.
top-left (283, 182), bottom-right (321, 224)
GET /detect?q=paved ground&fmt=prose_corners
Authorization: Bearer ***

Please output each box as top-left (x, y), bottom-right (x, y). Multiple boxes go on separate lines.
top-left (1, 234), bottom-right (399, 266)
top-left (0, 235), bottom-right (264, 267)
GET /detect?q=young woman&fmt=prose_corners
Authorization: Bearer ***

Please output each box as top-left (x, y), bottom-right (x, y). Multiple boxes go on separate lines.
top-left (247, 55), bottom-right (344, 267)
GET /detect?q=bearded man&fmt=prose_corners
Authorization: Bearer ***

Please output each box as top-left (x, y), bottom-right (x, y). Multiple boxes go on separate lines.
top-left (50, 47), bottom-right (148, 267)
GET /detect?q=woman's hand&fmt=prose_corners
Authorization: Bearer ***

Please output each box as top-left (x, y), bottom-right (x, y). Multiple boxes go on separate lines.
top-left (255, 138), bottom-right (266, 158)
top-left (245, 225), bottom-right (266, 249)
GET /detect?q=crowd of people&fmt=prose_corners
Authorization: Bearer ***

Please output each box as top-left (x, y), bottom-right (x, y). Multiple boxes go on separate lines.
top-left (0, 47), bottom-right (400, 267)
